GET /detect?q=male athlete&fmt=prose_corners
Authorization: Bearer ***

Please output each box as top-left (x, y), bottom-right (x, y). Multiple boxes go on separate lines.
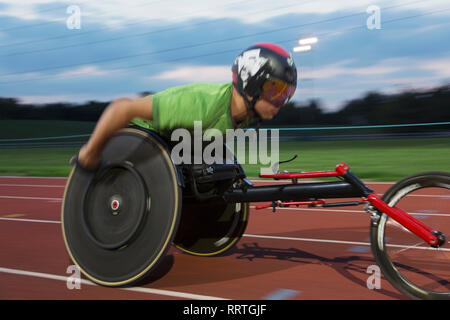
top-left (76, 42), bottom-right (297, 169)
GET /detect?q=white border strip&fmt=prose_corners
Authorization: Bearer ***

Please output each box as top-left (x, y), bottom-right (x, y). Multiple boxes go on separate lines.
top-left (0, 267), bottom-right (228, 300)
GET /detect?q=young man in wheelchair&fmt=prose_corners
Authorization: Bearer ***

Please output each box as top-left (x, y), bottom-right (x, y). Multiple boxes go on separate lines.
top-left (76, 42), bottom-right (297, 170)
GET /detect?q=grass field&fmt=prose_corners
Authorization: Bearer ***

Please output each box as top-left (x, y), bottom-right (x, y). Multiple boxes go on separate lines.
top-left (241, 138), bottom-right (450, 181)
top-left (1, 139), bottom-right (449, 181)
top-left (1, 120), bottom-right (449, 180)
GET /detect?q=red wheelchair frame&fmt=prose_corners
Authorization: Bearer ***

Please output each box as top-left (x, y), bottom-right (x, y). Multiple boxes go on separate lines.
top-left (247, 162), bottom-right (445, 248)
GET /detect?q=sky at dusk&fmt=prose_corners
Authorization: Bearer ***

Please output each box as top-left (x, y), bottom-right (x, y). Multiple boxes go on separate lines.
top-left (0, 0), bottom-right (449, 112)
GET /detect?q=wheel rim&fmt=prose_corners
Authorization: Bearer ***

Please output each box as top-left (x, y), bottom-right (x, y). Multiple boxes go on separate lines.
top-left (82, 162), bottom-right (149, 250)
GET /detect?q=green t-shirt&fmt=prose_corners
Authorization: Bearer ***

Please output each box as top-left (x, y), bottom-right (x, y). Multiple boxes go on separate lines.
top-left (130, 82), bottom-right (253, 140)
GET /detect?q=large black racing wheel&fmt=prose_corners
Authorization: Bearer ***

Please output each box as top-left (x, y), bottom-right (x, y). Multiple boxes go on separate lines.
top-left (62, 127), bottom-right (182, 287)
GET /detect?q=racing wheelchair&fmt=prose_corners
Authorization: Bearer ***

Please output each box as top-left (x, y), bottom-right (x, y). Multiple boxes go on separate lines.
top-left (62, 126), bottom-right (450, 299)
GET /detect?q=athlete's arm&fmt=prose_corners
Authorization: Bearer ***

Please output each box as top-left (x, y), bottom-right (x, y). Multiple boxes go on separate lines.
top-left (76, 97), bottom-right (153, 169)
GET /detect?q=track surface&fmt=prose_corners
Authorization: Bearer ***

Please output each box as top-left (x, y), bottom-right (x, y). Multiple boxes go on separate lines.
top-left (0, 176), bottom-right (414, 300)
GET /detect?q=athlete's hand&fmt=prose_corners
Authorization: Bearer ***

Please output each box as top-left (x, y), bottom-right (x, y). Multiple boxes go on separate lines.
top-left (71, 144), bottom-right (101, 171)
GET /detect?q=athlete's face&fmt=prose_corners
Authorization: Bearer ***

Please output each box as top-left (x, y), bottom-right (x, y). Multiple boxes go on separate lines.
top-left (253, 98), bottom-right (280, 120)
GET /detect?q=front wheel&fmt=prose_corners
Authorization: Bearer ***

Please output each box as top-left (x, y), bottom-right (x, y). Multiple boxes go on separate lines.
top-left (370, 172), bottom-right (450, 299)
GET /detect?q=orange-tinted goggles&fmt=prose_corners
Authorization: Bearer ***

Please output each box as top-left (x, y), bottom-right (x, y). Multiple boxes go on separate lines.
top-left (261, 79), bottom-right (295, 108)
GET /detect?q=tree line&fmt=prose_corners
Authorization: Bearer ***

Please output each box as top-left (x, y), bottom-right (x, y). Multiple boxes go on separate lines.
top-left (1, 85), bottom-right (449, 128)
top-left (264, 84), bottom-right (450, 128)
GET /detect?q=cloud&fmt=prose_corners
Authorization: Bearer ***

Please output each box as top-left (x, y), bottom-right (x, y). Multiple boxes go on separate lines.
top-left (0, 0), bottom-right (64, 21)
top-left (0, 65), bottom-right (118, 84)
top-left (300, 56), bottom-right (450, 82)
top-left (18, 92), bottom-right (139, 105)
top-left (18, 94), bottom-right (95, 104)
top-left (56, 65), bottom-right (116, 78)
top-left (300, 59), bottom-right (403, 79)
top-left (150, 56), bottom-right (450, 86)
top-left (419, 57), bottom-right (450, 78)
top-left (151, 65), bottom-right (231, 82)
top-left (1, 0), bottom-right (449, 26)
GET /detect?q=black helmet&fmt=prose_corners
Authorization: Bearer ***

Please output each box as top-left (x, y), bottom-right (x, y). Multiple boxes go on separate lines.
top-left (232, 42), bottom-right (297, 111)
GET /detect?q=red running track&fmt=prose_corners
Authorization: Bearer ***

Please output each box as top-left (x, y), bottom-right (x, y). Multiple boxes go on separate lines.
top-left (0, 176), bottom-right (411, 300)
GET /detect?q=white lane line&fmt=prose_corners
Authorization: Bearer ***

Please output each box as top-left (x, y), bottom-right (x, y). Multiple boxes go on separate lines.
top-left (250, 179), bottom-right (395, 185)
top-left (0, 207), bottom-right (448, 226)
top-left (0, 184), bottom-right (65, 188)
top-left (0, 267), bottom-right (228, 300)
top-left (0, 178), bottom-right (392, 189)
top-left (243, 234), bottom-right (450, 252)
top-left (2, 217), bottom-right (449, 261)
top-left (243, 234), bottom-right (370, 247)
top-left (0, 216), bottom-right (370, 248)
top-left (0, 176), bottom-right (393, 184)
top-left (0, 195), bottom-right (62, 201)
top-left (0, 217), bottom-right (60, 224)
top-left (250, 206), bottom-right (450, 217)
top-left (251, 205), bottom-right (365, 214)
top-left (0, 176), bottom-right (67, 179)
top-left (0, 176), bottom-right (392, 183)
top-left (1, 213), bottom-right (448, 252)
top-left (0, 193), bottom-right (443, 203)
top-left (0, 215), bottom-right (372, 247)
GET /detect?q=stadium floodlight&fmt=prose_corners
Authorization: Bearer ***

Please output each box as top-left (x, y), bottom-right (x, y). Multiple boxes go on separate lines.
top-left (298, 37), bottom-right (318, 45)
top-left (293, 45), bottom-right (311, 52)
